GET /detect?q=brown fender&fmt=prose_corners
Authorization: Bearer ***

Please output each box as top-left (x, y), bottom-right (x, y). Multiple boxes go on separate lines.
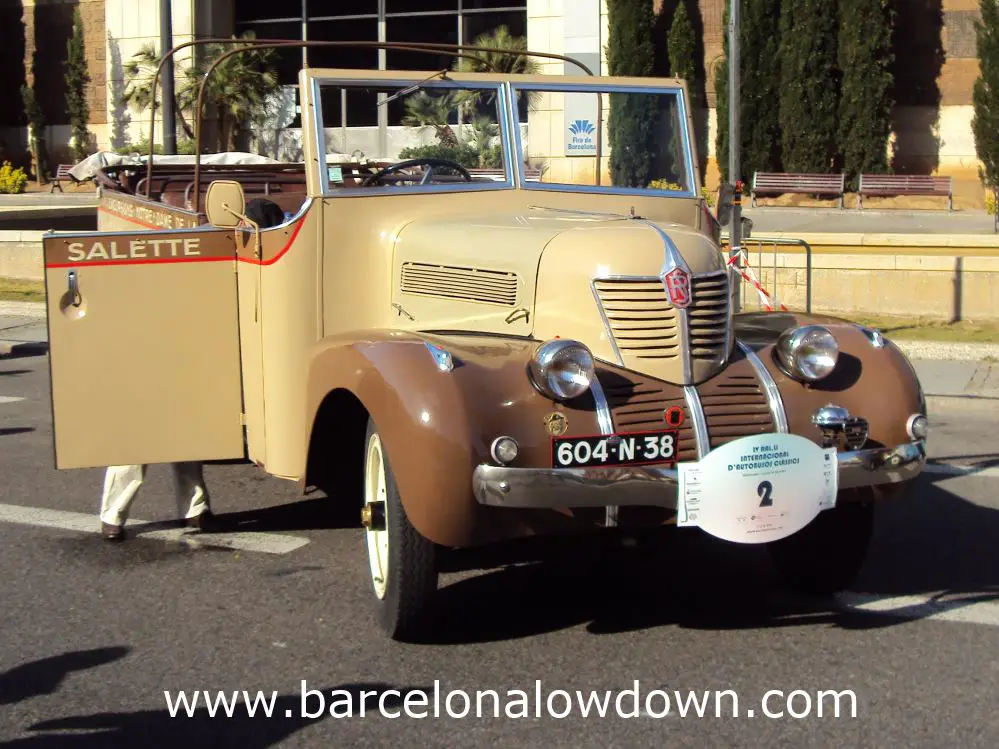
top-left (736, 311), bottom-right (925, 458)
top-left (302, 331), bottom-right (604, 547)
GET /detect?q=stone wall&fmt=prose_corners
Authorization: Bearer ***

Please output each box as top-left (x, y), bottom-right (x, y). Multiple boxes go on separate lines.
top-left (736, 236), bottom-right (999, 322)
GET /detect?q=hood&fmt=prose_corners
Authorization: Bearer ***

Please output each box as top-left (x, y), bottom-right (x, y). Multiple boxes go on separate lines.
top-left (532, 217), bottom-right (732, 385)
top-left (391, 211), bottom-right (621, 337)
top-left (390, 211), bottom-right (733, 384)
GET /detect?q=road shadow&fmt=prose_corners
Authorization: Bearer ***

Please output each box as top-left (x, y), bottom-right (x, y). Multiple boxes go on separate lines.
top-left (409, 477), bottom-right (999, 644)
top-left (1, 683), bottom-right (430, 749)
top-left (0, 428), bottom-right (34, 437)
top-left (201, 496), bottom-right (358, 535)
top-left (0, 370), bottom-right (30, 377)
top-left (930, 453), bottom-right (999, 470)
top-left (0, 648), bottom-right (130, 706)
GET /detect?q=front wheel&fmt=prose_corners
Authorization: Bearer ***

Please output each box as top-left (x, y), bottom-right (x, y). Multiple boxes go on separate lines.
top-left (362, 419), bottom-right (438, 641)
top-left (766, 491), bottom-right (875, 595)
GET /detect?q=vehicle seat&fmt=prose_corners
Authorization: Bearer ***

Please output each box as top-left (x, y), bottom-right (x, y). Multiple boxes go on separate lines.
top-left (246, 198), bottom-right (287, 229)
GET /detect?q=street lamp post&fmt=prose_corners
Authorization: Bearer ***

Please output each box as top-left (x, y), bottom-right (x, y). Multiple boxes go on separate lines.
top-left (728, 0), bottom-right (742, 312)
top-left (160, 0), bottom-right (176, 155)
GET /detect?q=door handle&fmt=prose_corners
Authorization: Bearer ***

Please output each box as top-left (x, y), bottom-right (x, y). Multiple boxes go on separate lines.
top-left (67, 270), bottom-right (82, 307)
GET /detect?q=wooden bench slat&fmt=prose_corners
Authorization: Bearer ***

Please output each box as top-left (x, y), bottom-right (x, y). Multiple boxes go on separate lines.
top-left (857, 173), bottom-right (952, 209)
top-left (50, 164), bottom-right (78, 192)
top-left (751, 171), bottom-right (846, 208)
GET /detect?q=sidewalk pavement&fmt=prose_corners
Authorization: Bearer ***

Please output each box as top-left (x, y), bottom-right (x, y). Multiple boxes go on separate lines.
top-left (1, 301), bottom-right (996, 398)
top-left (743, 206), bottom-right (998, 235)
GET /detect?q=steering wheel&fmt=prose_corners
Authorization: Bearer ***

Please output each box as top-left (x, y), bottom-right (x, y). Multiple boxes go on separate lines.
top-left (360, 158), bottom-right (472, 187)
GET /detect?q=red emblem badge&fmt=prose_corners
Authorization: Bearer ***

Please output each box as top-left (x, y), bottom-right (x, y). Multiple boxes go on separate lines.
top-left (664, 406), bottom-right (685, 428)
top-left (664, 267), bottom-right (692, 309)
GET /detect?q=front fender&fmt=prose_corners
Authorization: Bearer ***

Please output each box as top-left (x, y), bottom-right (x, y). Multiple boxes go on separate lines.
top-left (736, 311), bottom-right (925, 453)
top-left (303, 331), bottom-right (604, 547)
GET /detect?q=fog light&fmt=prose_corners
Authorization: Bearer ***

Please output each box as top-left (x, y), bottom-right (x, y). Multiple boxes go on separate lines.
top-left (491, 436), bottom-right (519, 465)
top-left (812, 404), bottom-right (868, 450)
top-left (906, 414), bottom-right (928, 440)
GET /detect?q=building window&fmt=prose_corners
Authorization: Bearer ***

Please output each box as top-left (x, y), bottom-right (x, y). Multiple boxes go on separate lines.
top-left (235, 1), bottom-right (527, 86)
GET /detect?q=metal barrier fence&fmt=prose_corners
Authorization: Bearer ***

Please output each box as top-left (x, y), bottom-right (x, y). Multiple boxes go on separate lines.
top-left (720, 235), bottom-right (813, 314)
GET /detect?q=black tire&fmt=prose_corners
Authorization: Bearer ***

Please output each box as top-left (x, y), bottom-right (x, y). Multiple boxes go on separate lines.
top-left (766, 491), bottom-right (875, 595)
top-left (362, 418), bottom-right (438, 641)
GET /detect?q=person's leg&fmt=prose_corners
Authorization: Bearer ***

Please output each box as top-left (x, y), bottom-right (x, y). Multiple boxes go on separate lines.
top-left (171, 462), bottom-right (213, 528)
top-left (99, 465), bottom-right (146, 539)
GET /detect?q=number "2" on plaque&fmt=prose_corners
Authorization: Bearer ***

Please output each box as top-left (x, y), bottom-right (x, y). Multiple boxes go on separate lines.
top-left (757, 480), bottom-right (774, 507)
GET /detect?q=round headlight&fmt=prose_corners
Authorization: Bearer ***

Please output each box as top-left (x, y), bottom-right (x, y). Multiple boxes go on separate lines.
top-left (528, 339), bottom-right (595, 401)
top-left (775, 325), bottom-right (839, 382)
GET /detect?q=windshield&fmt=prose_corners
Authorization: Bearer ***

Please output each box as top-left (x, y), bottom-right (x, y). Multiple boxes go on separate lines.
top-left (511, 83), bottom-right (695, 196)
top-left (312, 78), bottom-right (694, 197)
top-left (314, 78), bottom-right (513, 192)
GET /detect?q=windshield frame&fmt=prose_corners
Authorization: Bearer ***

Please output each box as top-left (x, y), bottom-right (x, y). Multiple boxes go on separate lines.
top-left (310, 75), bottom-right (517, 198)
top-left (507, 81), bottom-right (698, 199)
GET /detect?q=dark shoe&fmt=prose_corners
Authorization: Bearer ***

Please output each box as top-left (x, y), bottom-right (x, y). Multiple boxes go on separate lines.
top-left (185, 509), bottom-right (217, 531)
top-left (101, 522), bottom-right (124, 541)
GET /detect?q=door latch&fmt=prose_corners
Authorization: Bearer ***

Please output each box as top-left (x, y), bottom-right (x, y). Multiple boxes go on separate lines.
top-left (67, 270), bottom-right (82, 307)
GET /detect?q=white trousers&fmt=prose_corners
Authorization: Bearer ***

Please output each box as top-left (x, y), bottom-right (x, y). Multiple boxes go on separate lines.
top-left (99, 462), bottom-right (211, 527)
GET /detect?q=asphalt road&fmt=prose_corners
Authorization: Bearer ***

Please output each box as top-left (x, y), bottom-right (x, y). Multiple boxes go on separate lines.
top-left (2, 354), bottom-right (999, 747)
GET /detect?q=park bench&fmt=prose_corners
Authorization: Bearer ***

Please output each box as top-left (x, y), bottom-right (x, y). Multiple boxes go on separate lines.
top-left (50, 164), bottom-right (79, 192)
top-left (750, 172), bottom-right (846, 208)
top-left (857, 173), bottom-right (953, 210)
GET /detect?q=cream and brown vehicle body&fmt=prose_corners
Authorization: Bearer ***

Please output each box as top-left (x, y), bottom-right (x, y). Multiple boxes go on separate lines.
top-left (43, 59), bottom-right (927, 639)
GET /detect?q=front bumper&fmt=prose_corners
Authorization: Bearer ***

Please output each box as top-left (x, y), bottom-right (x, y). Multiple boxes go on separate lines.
top-left (472, 440), bottom-right (926, 509)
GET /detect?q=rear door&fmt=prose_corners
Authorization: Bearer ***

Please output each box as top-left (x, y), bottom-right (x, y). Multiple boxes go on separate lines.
top-left (43, 226), bottom-right (245, 469)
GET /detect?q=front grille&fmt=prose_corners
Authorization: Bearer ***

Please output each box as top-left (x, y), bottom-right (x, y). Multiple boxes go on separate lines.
top-left (400, 262), bottom-right (518, 306)
top-left (598, 351), bottom-right (773, 458)
top-left (597, 368), bottom-right (698, 462)
top-left (698, 372), bottom-right (774, 448)
top-left (592, 278), bottom-right (680, 360)
top-left (593, 270), bottom-right (730, 379)
top-left (688, 273), bottom-right (729, 360)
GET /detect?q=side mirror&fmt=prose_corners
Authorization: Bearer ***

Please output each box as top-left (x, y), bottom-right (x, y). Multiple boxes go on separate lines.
top-left (205, 180), bottom-right (246, 228)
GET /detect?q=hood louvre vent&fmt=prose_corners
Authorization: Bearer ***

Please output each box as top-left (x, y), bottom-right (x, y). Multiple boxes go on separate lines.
top-left (401, 262), bottom-right (519, 306)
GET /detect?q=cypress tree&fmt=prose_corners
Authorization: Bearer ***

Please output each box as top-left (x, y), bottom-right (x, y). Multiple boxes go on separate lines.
top-left (741, 0), bottom-right (782, 179)
top-left (778, 0), bottom-right (840, 172)
top-left (65, 8), bottom-right (91, 161)
top-left (667, 1), bottom-right (696, 182)
top-left (838, 0), bottom-right (895, 187)
top-left (713, 0), bottom-right (782, 185)
top-left (973, 0), bottom-right (999, 193)
top-left (606, 0), bottom-right (659, 186)
top-left (714, 2), bottom-right (729, 184)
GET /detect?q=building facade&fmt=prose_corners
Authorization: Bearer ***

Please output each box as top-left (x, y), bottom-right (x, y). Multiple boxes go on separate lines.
top-left (0, 0), bottom-right (984, 187)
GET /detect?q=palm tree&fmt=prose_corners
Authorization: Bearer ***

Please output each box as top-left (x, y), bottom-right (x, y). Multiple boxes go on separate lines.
top-left (401, 91), bottom-right (460, 147)
top-left (454, 26), bottom-right (542, 76)
top-left (120, 43), bottom-right (195, 140)
top-left (120, 32), bottom-right (279, 152)
top-left (177, 33), bottom-right (280, 152)
top-left (451, 26), bottom-right (541, 118)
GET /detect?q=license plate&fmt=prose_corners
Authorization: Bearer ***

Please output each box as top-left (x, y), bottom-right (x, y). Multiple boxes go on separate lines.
top-left (552, 430), bottom-right (678, 468)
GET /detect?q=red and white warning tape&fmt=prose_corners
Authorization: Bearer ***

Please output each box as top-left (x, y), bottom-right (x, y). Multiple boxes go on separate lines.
top-left (725, 248), bottom-right (789, 312)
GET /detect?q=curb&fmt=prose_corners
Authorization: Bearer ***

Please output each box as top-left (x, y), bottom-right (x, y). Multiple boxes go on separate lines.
top-left (0, 340), bottom-right (48, 358)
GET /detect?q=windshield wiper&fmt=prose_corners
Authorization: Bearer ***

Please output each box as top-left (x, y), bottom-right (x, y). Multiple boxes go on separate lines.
top-left (379, 70), bottom-right (451, 107)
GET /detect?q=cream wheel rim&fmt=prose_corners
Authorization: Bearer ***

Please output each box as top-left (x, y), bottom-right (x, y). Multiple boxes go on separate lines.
top-left (364, 433), bottom-right (390, 600)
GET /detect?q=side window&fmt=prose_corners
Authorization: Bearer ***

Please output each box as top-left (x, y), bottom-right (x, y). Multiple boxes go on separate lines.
top-left (316, 81), bottom-right (510, 191)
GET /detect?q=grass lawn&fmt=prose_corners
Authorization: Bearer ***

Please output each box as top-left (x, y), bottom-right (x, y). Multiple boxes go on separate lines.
top-left (850, 314), bottom-right (999, 343)
top-left (0, 278), bottom-right (46, 303)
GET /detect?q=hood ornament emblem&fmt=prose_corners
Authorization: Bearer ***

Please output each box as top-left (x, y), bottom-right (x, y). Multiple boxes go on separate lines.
top-left (663, 267), bottom-right (692, 309)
